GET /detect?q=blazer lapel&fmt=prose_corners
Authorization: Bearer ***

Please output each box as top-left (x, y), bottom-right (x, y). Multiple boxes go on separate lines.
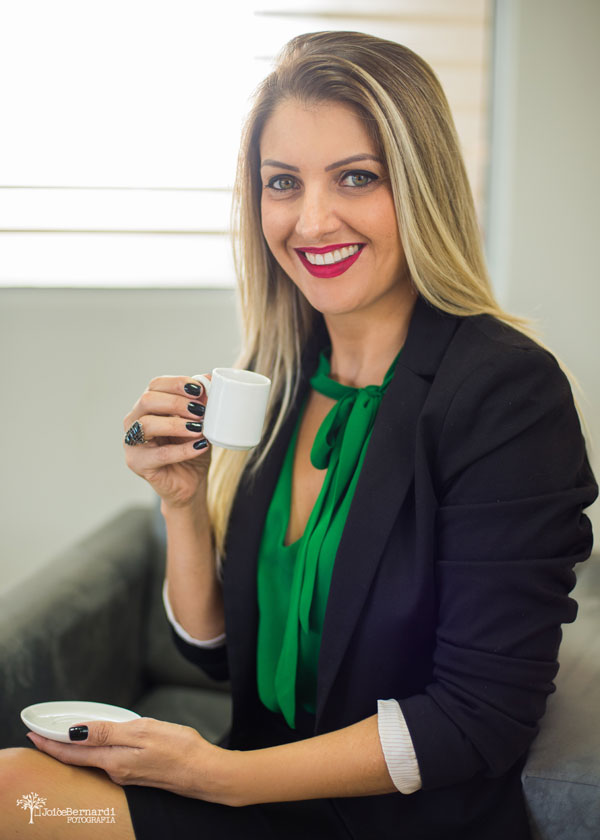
top-left (223, 401), bottom-right (299, 700)
top-left (223, 343), bottom-right (321, 704)
top-left (316, 298), bottom-right (460, 725)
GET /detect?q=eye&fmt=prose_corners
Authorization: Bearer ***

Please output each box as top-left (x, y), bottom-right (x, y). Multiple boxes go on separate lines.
top-left (340, 170), bottom-right (378, 188)
top-left (265, 175), bottom-right (299, 192)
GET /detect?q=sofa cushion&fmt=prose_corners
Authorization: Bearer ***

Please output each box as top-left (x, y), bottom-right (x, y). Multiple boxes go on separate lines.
top-left (522, 557), bottom-right (600, 839)
top-left (133, 685), bottom-right (231, 745)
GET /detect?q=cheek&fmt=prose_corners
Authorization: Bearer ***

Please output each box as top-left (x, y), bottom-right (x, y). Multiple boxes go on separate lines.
top-left (371, 201), bottom-right (404, 263)
top-left (260, 202), bottom-right (286, 255)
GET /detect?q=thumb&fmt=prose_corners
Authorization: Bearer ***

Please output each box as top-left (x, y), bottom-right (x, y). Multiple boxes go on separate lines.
top-left (69, 720), bottom-right (117, 745)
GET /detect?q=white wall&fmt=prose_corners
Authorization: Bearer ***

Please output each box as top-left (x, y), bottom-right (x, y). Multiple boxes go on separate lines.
top-left (487, 0), bottom-right (599, 535)
top-left (1, 0), bottom-right (598, 594)
top-left (0, 289), bottom-right (240, 592)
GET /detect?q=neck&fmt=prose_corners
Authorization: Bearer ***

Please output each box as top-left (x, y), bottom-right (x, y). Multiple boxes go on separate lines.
top-left (324, 285), bottom-right (417, 388)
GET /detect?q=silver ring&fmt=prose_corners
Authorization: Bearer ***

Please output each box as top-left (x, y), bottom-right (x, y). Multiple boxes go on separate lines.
top-left (124, 420), bottom-right (146, 446)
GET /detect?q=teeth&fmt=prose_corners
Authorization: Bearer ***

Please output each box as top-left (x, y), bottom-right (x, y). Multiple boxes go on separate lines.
top-left (303, 244), bottom-right (360, 266)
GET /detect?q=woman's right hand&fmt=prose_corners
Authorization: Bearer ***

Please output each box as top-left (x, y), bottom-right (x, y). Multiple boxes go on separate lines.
top-left (123, 375), bottom-right (212, 509)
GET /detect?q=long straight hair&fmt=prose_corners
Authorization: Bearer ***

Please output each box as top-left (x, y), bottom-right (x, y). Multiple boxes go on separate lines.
top-left (207, 30), bottom-right (531, 559)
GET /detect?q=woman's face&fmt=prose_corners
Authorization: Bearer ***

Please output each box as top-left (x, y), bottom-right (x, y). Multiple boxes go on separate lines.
top-left (259, 98), bottom-right (409, 320)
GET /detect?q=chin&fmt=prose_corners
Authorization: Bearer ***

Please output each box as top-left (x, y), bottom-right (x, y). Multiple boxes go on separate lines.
top-left (290, 276), bottom-right (357, 315)
top-left (304, 295), bottom-right (364, 319)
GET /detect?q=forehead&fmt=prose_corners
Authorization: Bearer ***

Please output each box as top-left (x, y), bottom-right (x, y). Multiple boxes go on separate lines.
top-left (259, 99), bottom-right (378, 165)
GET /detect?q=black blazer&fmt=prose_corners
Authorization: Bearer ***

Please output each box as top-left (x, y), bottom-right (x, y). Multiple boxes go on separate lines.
top-left (174, 298), bottom-right (597, 839)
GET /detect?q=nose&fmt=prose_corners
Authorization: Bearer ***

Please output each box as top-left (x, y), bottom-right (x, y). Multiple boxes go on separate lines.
top-left (294, 185), bottom-right (340, 243)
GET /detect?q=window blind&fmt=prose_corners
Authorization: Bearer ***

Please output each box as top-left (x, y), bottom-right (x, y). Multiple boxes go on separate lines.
top-left (0, 0), bottom-right (492, 287)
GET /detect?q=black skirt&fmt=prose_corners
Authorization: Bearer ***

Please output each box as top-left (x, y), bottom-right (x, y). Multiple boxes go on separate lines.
top-left (124, 787), bottom-right (354, 840)
top-left (123, 707), bottom-right (354, 840)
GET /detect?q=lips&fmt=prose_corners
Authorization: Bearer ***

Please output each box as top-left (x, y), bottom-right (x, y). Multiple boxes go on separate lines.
top-left (295, 243), bottom-right (365, 278)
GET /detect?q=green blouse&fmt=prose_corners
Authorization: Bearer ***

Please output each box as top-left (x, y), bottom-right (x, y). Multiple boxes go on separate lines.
top-left (256, 349), bottom-right (400, 729)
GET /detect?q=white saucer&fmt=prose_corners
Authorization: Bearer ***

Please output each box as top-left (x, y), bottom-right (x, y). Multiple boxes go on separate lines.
top-left (21, 700), bottom-right (140, 743)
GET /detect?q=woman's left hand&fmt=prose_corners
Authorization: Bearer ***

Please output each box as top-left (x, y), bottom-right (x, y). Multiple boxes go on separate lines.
top-left (27, 717), bottom-right (232, 803)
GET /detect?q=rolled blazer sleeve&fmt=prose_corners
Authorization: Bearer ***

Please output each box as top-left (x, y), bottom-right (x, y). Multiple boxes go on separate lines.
top-left (398, 336), bottom-right (597, 790)
top-left (169, 621), bottom-right (230, 682)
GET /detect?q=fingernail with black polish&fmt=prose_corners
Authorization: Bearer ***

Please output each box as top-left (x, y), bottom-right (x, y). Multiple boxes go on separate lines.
top-left (188, 402), bottom-right (205, 417)
top-left (184, 382), bottom-right (202, 397)
top-left (186, 421), bottom-right (203, 432)
top-left (193, 439), bottom-right (209, 450)
top-left (69, 726), bottom-right (89, 741)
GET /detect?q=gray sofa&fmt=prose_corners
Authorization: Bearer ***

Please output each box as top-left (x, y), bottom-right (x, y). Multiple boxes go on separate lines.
top-left (1, 506), bottom-right (598, 838)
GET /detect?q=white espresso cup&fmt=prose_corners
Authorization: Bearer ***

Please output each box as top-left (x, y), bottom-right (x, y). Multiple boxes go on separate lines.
top-left (192, 368), bottom-right (271, 450)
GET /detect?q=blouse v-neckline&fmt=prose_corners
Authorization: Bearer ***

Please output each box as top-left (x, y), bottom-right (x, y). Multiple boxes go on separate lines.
top-left (256, 347), bottom-right (401, 728)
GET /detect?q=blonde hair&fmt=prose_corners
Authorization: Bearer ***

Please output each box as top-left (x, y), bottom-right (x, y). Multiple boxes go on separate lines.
top-left (207, 30), bottom-right (531, 558)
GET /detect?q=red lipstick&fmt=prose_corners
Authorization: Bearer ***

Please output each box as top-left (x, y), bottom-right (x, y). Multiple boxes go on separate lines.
top-left (295, 244), bottom-right (364, 278)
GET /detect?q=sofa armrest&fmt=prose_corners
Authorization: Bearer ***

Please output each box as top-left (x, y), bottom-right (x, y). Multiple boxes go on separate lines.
top-left (142, 499), bottom-right (231, 693)
top-left (0, 506), bottom-right (157, 748)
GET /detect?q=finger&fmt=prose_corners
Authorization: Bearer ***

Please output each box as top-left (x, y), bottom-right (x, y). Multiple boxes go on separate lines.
top-left (128, 414), bottom-right (206, 444)
top-left (147, 375), bottom-right (207, 399)
top-left (26, 732), bottom-right (114, 768)
top-left (125, 437), bottom-right (210, 468)
top-left (67, 719), bottom-right (145, 747)
top-left (124, 390), bottom-right (206, 431)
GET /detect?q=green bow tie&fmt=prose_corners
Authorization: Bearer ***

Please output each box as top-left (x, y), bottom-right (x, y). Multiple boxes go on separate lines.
top-left (297, 352), bottom-right (400, 629)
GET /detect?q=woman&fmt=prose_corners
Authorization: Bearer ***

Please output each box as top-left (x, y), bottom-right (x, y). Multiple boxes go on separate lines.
top-left (1, 31), bottom-right (596, 840)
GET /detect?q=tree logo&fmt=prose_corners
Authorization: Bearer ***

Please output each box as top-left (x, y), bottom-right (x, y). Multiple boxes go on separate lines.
top-left (16, 792), bottom-right (47, 824)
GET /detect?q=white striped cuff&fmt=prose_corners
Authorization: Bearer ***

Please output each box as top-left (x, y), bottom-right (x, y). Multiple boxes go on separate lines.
top-left (377, 698), bottom-right (422, 794)
top-left (162, 579), bottom-right (227, 649)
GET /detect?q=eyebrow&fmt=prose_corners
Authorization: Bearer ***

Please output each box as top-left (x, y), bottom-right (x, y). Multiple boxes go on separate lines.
top-left (261, 159), bottom-right (300, 172)
top-left (260, 154), bottom-right (383, 172)
top-left (325, 154), bottom-right (383, 171)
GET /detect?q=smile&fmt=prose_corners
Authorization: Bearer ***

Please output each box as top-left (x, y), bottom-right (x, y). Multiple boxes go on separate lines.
top-left (295, 243), bottom-right (364, 278)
